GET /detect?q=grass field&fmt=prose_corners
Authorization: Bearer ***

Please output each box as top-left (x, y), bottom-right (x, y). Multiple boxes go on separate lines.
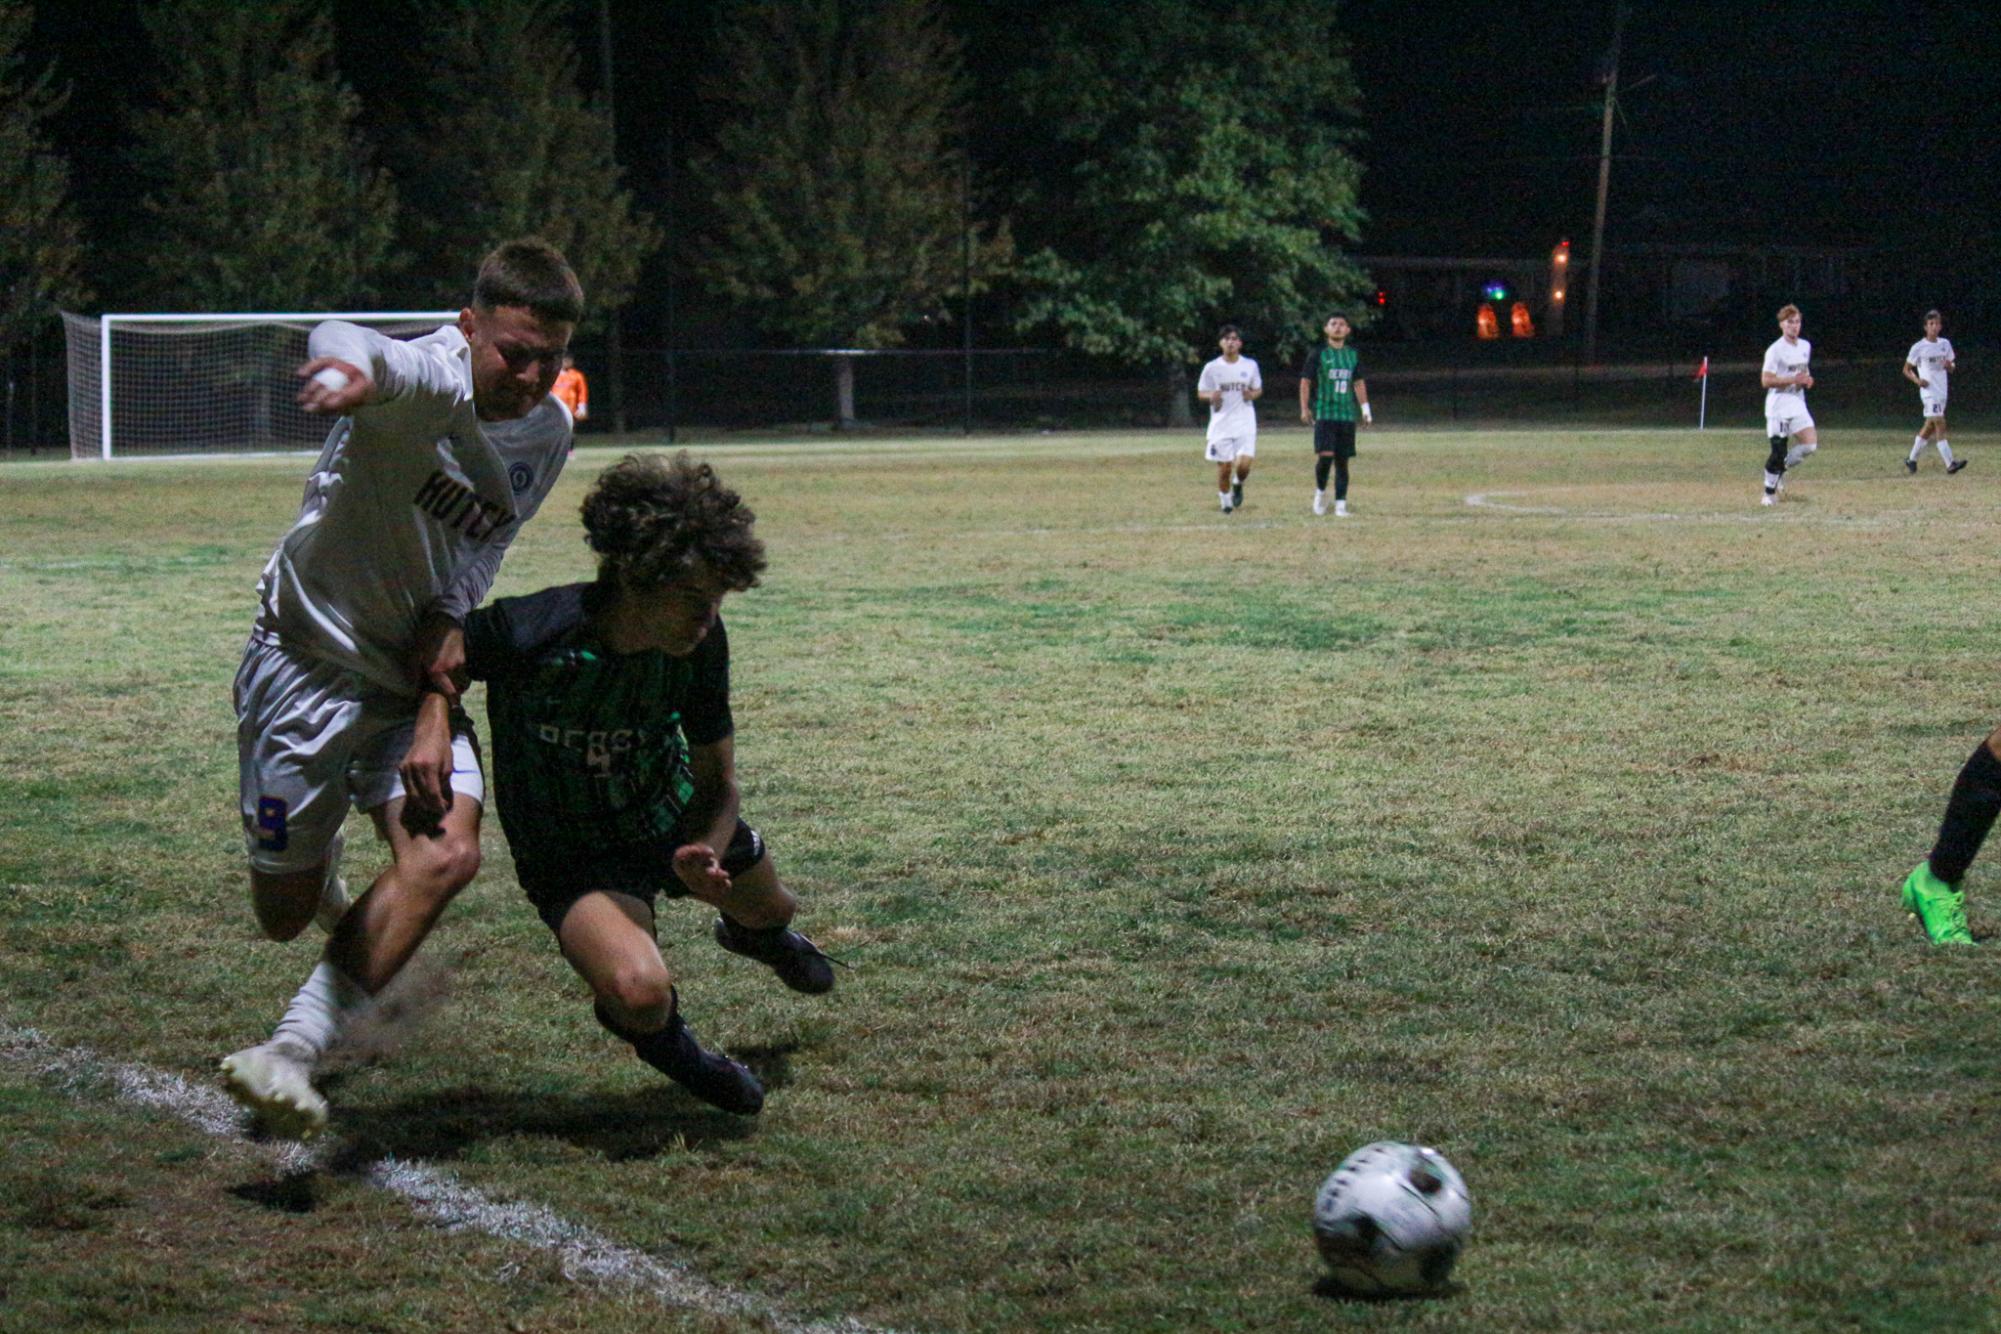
top-left (3, 423), bottom-right (1999, 1331)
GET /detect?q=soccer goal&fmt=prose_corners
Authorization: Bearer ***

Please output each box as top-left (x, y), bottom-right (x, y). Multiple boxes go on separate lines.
top-left (59, 311), bottom-right (457, 459)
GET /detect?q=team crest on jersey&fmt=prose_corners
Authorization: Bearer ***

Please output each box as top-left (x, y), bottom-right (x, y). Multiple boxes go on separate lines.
top-left (509, 462), bottom-right (535, 494)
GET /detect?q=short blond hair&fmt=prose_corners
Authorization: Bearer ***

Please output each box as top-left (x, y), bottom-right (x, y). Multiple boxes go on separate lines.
top-left (1776, 304), bottom-right (1801, 323)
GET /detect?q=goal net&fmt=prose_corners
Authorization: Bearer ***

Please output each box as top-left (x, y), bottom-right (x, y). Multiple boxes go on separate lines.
top-left (60, 311), bottom-right (457, 459)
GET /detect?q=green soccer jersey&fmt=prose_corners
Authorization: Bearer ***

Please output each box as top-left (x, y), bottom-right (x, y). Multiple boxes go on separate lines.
top-left (463, 583), bottom-right (734, 881)
top-left (1302, 345), bottom-right (1363, 422)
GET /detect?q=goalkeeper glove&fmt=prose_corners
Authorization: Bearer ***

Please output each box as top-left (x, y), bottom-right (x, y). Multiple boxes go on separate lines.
top-left (1361, 403), bottom-right (1373, 424)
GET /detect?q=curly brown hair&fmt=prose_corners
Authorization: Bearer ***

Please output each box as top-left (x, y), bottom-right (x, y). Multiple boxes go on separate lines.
top-left (580, 453), bottom-right (766, 592)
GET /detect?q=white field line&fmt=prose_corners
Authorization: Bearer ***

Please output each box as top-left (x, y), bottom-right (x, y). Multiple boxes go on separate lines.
top-left (1462, 490), bottom-right (1920, 527)
top-left (0, 1020), bottom-right (895, 1334)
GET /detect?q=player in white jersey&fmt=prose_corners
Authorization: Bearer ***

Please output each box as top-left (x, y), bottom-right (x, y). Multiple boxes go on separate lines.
top-left (1758, 304), bottom-right (1816, 506)
top-left (1902, 309), bottom-right (1964, 475)
top-left (220, 240), bottom-right (583, 1137)
top-left (1198, 325), bottom-right (1263, 512)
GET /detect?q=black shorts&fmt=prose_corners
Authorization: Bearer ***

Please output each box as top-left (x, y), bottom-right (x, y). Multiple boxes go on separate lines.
top-left (1314, 420), bottom-right (1358, 458)
top-left (516, 818), bottom-right (766, 933)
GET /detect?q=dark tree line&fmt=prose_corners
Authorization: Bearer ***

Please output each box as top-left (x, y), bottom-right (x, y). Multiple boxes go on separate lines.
top-left (7, 0), bottom-right (1371, 420)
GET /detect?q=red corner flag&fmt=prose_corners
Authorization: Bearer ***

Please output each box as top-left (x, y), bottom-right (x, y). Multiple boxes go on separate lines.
top-left (1693, 355), bottom-right (1709, 380)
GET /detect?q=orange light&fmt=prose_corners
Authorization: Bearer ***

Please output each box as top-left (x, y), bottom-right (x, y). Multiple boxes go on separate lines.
top-left (1552, 288), bottom-right (1565, 301)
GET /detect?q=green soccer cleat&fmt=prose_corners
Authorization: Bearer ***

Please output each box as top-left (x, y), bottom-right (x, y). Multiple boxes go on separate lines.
top-left (1900, 863), bottom-right (1975, 946)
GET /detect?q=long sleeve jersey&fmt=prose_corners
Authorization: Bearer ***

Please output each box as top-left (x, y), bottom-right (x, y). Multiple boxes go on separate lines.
top-left (250, 321), bottom-right (571, 695)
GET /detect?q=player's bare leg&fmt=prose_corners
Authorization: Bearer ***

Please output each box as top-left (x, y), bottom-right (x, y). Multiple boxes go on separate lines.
top-left (560, 889), bottom-right (763, 1113)
top-left (331, 795), bottom-right (484, 993)
top-left (1783, 425), bottom-right (1818, 474)
top-left (699, 851), bottom-right (834, 994)
top-left (249, 865), bottom-right (331, 941)
top-left (247, 825), bottom-right (350, 940)
top-left (558, 890), bottom-right (675, 1032)
top-left (220, 797), bottom-right (480, 1137)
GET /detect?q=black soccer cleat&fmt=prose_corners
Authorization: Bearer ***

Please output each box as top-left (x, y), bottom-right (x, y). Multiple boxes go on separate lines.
top-left (714, 916), bottom-right (836, 995)
top-left (597, 1002), bottom-right (765, 1115)
top-left (1948, 459), bottom-right (1968, 474)
top-left (1904, 459), bottom-right (1918, 474)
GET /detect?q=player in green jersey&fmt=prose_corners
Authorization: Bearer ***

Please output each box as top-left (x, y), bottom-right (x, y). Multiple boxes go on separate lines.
top-left (407, 453), bottom-right (834, 1114)
top-left (1298, 314), bottom-right (1372, 516)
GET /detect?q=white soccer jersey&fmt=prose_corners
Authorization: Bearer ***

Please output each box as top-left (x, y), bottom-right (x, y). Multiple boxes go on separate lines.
top-left (1198, 355), bottom-right (1262, 443)
top-left (1907, 336), bottom-right (1954, 400)
top-left (1762, 336), bottom-right (1811, 416)
top-left (250, 321), bottom-right (572, 696)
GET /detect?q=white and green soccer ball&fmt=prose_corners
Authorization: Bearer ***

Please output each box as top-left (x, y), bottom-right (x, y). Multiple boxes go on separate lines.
top-left (1311, 1141), bottom-right (1471, 1295)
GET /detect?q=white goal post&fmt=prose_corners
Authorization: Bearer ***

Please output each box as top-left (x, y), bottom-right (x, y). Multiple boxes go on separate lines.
top-left (60, 311), bottom-right (457, 460)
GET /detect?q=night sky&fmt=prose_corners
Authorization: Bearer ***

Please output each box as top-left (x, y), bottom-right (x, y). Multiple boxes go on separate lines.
top-left (24, 1), bottom-right (2001, 305)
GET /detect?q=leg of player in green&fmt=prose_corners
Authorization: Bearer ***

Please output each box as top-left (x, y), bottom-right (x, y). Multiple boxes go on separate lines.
top-left (708, 849), bottom-right (835, 994)
top-left (561, 890), bottom-right (766, 1113)
top-left (1900, 732), bottom-right (1999, 945)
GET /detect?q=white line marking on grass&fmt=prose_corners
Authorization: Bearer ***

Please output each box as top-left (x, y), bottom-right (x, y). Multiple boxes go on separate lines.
top-left (0, 1020), bottom-right (893, 1334)
top-left (1463, 490), bottom-right (1911, 527)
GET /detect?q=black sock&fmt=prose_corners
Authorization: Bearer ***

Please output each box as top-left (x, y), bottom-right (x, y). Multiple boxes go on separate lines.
top-left (1334, 457), bottom-right (1350, 501)
top-left (1929, 743), bottom-right (2001, 885)
top-left (720, 913), bottom-right (791, 949)
top-left (1315, 456), bottom-right (1332, 489)
top-left (1765, 436), bottom-right (1788, 475)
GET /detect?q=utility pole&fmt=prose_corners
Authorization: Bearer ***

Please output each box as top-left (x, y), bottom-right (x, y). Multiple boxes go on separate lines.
top-left (1583, 1), bottom-right (1628, 365)
top-left (596, 0), bottom-right (629, 434)
top-left (961, 155), bottom-right (973, 437)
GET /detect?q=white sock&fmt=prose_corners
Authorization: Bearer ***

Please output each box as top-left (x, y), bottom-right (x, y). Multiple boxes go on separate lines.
top-left (1784, 442), bottom-right (1815, 469)
top-left (1763, 470), bottom-right (1781, 493)
top-left (271, 960), bottom-right (371, 1060)
top-left (1314, 489), bottom-right (1325, 501)
top-left (1219, 491), bottom-right (1231, 508)
top-left (1912, 435), bottom-right (1928, 461)
top-left (1939, 440), bottom-right (1955, 465)
top-left (1335, 499), bottom-right (1348, 514)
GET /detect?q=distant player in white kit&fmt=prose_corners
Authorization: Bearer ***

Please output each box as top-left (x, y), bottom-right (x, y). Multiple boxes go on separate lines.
top-left (1198, 325), bottom-right (1262, 513)
top-left (1759, 304), bottom-right (1816, 507)
top-left (219, 239), bottom-right (583, 1137)
top-left (1903, 309), bottom-right (1964, 475)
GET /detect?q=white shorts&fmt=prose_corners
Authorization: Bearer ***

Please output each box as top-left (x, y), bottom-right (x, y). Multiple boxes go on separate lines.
top-left (1206, 435), bottom-right (1256, 463)
top-left (1766, 406), bottom-right (1814, 439)
top-left (235, 637), bottom-right (484, 875)
top-left (1920, 392), bottom-right (1947, 419)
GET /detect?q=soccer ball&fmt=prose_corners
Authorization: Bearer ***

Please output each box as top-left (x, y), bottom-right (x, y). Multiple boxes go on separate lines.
top-left (1311, 1141), bottom-right (1471, 1295)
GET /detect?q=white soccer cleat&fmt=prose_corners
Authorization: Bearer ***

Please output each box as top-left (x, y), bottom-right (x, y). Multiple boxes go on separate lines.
top-left (1761, 492), bottom-right (1776, 507)
top-left (220, 1040), bottom-right (328, 1139)
top-left (1335, 502), bottom-right (1350, 517)
top-left (313, 828), bottom-right (350, 934)
top-left (1313, 492), bottom-right (1327, 516)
